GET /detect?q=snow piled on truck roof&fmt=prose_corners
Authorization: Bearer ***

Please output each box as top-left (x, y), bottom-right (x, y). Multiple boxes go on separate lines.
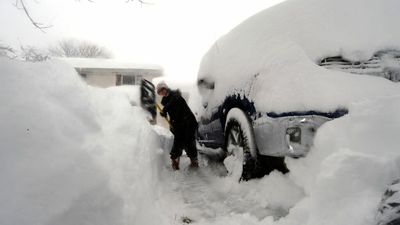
top-left (198, 0), bottom-right (400, 113)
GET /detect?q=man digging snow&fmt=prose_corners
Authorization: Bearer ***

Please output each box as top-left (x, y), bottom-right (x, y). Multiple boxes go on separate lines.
top-left (156, 81), bottom-right (199, 170)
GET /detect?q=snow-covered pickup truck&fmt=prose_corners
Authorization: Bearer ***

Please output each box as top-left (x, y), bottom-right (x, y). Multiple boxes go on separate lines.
top-left (196, 0), bottom-right (400, 181)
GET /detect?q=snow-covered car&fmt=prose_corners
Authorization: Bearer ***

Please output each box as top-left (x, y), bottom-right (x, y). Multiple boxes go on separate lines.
top-left (106, 79), bottom-right (157, 123)
top-left (196, 0), bottom-right (400, 180)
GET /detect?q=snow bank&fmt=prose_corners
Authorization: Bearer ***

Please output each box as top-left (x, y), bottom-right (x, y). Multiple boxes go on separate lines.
top-left (275, 96), bottom-right (400, 225)
top-left (0, 58), bottom-right (111, 225)
top-left (0, 58), bottom-right (169, 225)
top-left (86, 86), bottom-right (170, 225)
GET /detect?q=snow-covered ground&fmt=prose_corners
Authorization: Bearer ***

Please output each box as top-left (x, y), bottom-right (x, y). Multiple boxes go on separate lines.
top-left (1, 55), bottom-right (400, 225)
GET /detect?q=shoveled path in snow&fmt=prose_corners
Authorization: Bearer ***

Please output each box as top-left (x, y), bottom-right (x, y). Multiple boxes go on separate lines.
top-left (161, 153), bottom-right (290, 224)
top-left (153, 125), bottom-right (303, 224)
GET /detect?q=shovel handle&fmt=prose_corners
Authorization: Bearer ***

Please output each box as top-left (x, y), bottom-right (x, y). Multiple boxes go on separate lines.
top-left (156, 103), bottom-right (172, 127)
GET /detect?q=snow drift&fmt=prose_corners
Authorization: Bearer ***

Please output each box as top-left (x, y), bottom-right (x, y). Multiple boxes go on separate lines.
top-left (2, 0), bottom-right (400, 224)
top-left (0, 58), bottom-right (169, 225)
top-left (282, 96), bottom-right (400, 225)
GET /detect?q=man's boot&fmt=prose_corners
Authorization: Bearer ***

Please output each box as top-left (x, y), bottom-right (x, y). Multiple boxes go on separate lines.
top-left (171, 158), bottom-right (180, 170)
top-left (189, 158), bottom-right (199, 168)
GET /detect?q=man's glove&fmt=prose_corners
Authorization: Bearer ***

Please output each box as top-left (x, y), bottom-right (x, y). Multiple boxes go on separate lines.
top-left (160, 110), bottom-right (167, 117)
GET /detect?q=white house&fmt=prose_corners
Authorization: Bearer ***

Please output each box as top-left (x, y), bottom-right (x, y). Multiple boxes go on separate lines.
top-left (62, 57), bottom-right (163, 88)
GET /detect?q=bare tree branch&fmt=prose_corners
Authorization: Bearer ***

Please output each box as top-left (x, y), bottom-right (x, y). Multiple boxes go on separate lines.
top-left (0, 44), bottom-right (18, 59)
top-left (20, 45), bottom-right (50, 62)
top-left (0, 42), bottom-right (50, 61)
top-left (49, 39), bottom-right (112, 58)
top-left (15, 0), bottom-right (52, 32)
top-left (129, 0), bottom-right (152, 4)
top-left (80, 0), bottom-right (149, 3)
top-left (0, 46), bottom-right (15, 54)
top-left (17, 0), bottom-right (151, 31)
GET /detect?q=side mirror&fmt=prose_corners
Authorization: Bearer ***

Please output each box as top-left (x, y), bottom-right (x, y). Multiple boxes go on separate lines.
top-left (197, 78), bottom-right (215, 90)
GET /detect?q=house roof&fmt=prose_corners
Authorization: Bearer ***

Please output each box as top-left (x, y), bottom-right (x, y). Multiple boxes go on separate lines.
top-left (59, 57), bottom-right (163, 76)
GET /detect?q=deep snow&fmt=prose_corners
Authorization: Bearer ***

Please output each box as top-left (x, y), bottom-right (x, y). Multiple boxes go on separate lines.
top-left (0, 58), bottom-right (170, 225)
top-left (2, 0), bottom-right (400, 223)
top-left (2, 55), bottom-right (400, 225)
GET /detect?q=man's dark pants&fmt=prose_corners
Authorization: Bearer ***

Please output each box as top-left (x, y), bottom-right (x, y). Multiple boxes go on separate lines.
top-left (170, 120), bottom-right (198, 160)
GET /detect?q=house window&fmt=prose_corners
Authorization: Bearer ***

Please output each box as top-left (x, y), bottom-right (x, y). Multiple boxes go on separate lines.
top-left (116, 75), bottom-right (142, 85)
top-left (122, 76), bottom-right (135, 85)
top-left (80, 73), bottom-right (87, 79)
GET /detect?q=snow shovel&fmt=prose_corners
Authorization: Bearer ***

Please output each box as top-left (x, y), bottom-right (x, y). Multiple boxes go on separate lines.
top-left (156, 103), bottom-right (172, 127)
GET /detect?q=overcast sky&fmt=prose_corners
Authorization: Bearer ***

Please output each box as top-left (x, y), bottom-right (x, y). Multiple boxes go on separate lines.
top-left (0, 0), bottom-right (284, 83)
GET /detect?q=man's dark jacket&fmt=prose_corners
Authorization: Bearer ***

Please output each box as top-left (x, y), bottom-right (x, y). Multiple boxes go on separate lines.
top-left (161, 90), bottom-right (197, 131)
top-left (161, 90), bottom-right (198, 159)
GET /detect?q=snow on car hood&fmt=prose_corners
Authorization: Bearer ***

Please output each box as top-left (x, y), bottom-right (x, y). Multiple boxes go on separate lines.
top-left (198, 0), bottom-right (400, 114)
top-left (104, 85), bottom-right (141, 107)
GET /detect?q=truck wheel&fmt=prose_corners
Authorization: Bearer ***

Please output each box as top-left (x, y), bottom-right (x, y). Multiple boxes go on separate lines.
top-left (224, 108), bottom-right (257, 181)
